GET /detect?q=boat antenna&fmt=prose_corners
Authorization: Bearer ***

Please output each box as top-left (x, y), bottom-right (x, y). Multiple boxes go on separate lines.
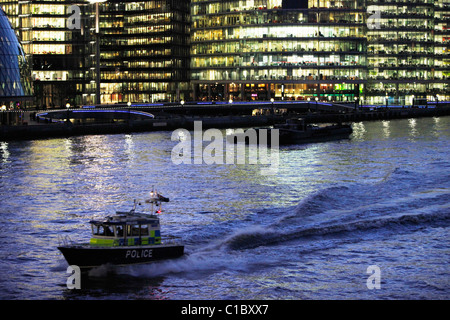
top-left (130, 199), bottom-right (139, 214)
top-left (130, 199), bottom-right (137, 213)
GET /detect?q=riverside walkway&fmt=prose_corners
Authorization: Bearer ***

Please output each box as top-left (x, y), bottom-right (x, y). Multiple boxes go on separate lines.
top-left (1, 101), bottom-right (449, 141)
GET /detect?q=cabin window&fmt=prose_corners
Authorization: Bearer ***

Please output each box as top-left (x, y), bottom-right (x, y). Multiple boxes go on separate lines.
top-left (126, 224), bottom-right (149, 236)
top-left (93, 225), bottom-right (115, 237)
top-left (127, 225), bottom-right (140, 236)
top-left (140, 225), bottom-right (149, 236)
top-left (116, 225), bottom-right (124, 237)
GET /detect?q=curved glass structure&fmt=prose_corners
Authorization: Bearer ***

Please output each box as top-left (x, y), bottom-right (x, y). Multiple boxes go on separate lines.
top-left (1, 0), bottom-right (189, 107)
top-left (0, 6), bottom-right (33, 105)
top-left (191, 0), bottom-right (367, 103)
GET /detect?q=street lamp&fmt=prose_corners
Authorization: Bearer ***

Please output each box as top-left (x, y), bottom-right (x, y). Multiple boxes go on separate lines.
top-left (88, 0), bottom-right (107, 105)
top-left (181, 100), bottom-right (185, 106)
top-left (66, 103), bottom-right (71, 123)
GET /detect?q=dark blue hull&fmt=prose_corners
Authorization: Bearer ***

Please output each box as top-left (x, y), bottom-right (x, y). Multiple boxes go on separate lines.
top-left (229, 125), bottom-right (353, 146)
top-left (58, 244), bottom-right (184, 269)
top-left (277, 125), bottom-right (353, 144)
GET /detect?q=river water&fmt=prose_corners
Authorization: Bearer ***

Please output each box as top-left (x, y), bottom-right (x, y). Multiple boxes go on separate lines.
top-left (0, 117), bottom-right (449, 300)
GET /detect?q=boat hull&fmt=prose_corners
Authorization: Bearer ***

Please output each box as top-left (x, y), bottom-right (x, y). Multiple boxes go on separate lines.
top-left (229, 125), bottom-right (352, 145)
top-left (277, 125), bottom-right (353, 144)
top-left (58, 244), bottom-right (184, 269)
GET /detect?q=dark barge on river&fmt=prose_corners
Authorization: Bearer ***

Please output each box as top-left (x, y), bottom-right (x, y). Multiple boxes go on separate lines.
top-left (228, 118), bottom-right (353, 145)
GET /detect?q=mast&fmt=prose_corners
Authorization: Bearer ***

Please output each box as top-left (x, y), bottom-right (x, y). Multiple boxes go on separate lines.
top-left (146, 187), bottom-right (170, 214)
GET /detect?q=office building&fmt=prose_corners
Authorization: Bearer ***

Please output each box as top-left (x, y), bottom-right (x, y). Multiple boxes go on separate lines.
top-left (191, 0), bottom-right (449, 105)
top-left (434, 0), bottom-right (450, 103)
top-left (96, 0), bottom-right (190, 104)
top-left (1, 0), bottom-right (190, 107)
top-left (366, 0), bottom-right (448, 106)
top-left (1, 0), bottom-right (447, 107)
top-left (0, 0), bottom-right (88, 108)
top-left (190, 0), bottom-right (368, 102)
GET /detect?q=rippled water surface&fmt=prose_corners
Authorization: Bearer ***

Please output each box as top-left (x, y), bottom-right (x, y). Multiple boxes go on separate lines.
top-left (0, 117), bottom-right (449, 300)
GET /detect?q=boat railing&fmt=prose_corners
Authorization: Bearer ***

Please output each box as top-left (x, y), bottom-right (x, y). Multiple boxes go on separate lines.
top-left (116, 211), bottom-right (159, 219)
top-left (58, 234), bottom-right (74, 247)
top-left (162, 235), bottom-right (182, 245)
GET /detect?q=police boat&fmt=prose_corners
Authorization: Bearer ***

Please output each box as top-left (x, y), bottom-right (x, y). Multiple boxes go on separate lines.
top-left (57, 190), bottom-right (184, 269)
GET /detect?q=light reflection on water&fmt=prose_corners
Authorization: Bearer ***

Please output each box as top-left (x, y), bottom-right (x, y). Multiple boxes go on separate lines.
top-left (382, 120), bottom-right (390, 138)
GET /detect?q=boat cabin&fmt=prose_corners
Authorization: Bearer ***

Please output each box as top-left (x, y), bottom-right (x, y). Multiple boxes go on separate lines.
top-left (275, 118), bottom-right (308, 131)
top-left (89, 213), bottom-right (161, 247)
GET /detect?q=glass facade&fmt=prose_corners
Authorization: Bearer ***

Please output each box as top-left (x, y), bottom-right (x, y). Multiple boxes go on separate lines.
top-left (0, 0), bottom-right (88, 108)
top-left (89, 0), bottom-right (191, 104)
top-left (1, 0), bottom-right (448, 106)
top-left (191, 0), bottom-right (367, 102)
top-left (191, 0), bottom-right (449, 104)
top-left (1, 0), bottom-right (190, 107)
top-left (434, 0), bottom-right (450, 103)
top-left (0, 6), bottom-right (33, 106)
top-left (366, 0), bottom-right (449, 105)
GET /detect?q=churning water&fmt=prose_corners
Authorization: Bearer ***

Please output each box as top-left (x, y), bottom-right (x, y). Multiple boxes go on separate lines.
top-left (0, 117), bottom-right (449, 300)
